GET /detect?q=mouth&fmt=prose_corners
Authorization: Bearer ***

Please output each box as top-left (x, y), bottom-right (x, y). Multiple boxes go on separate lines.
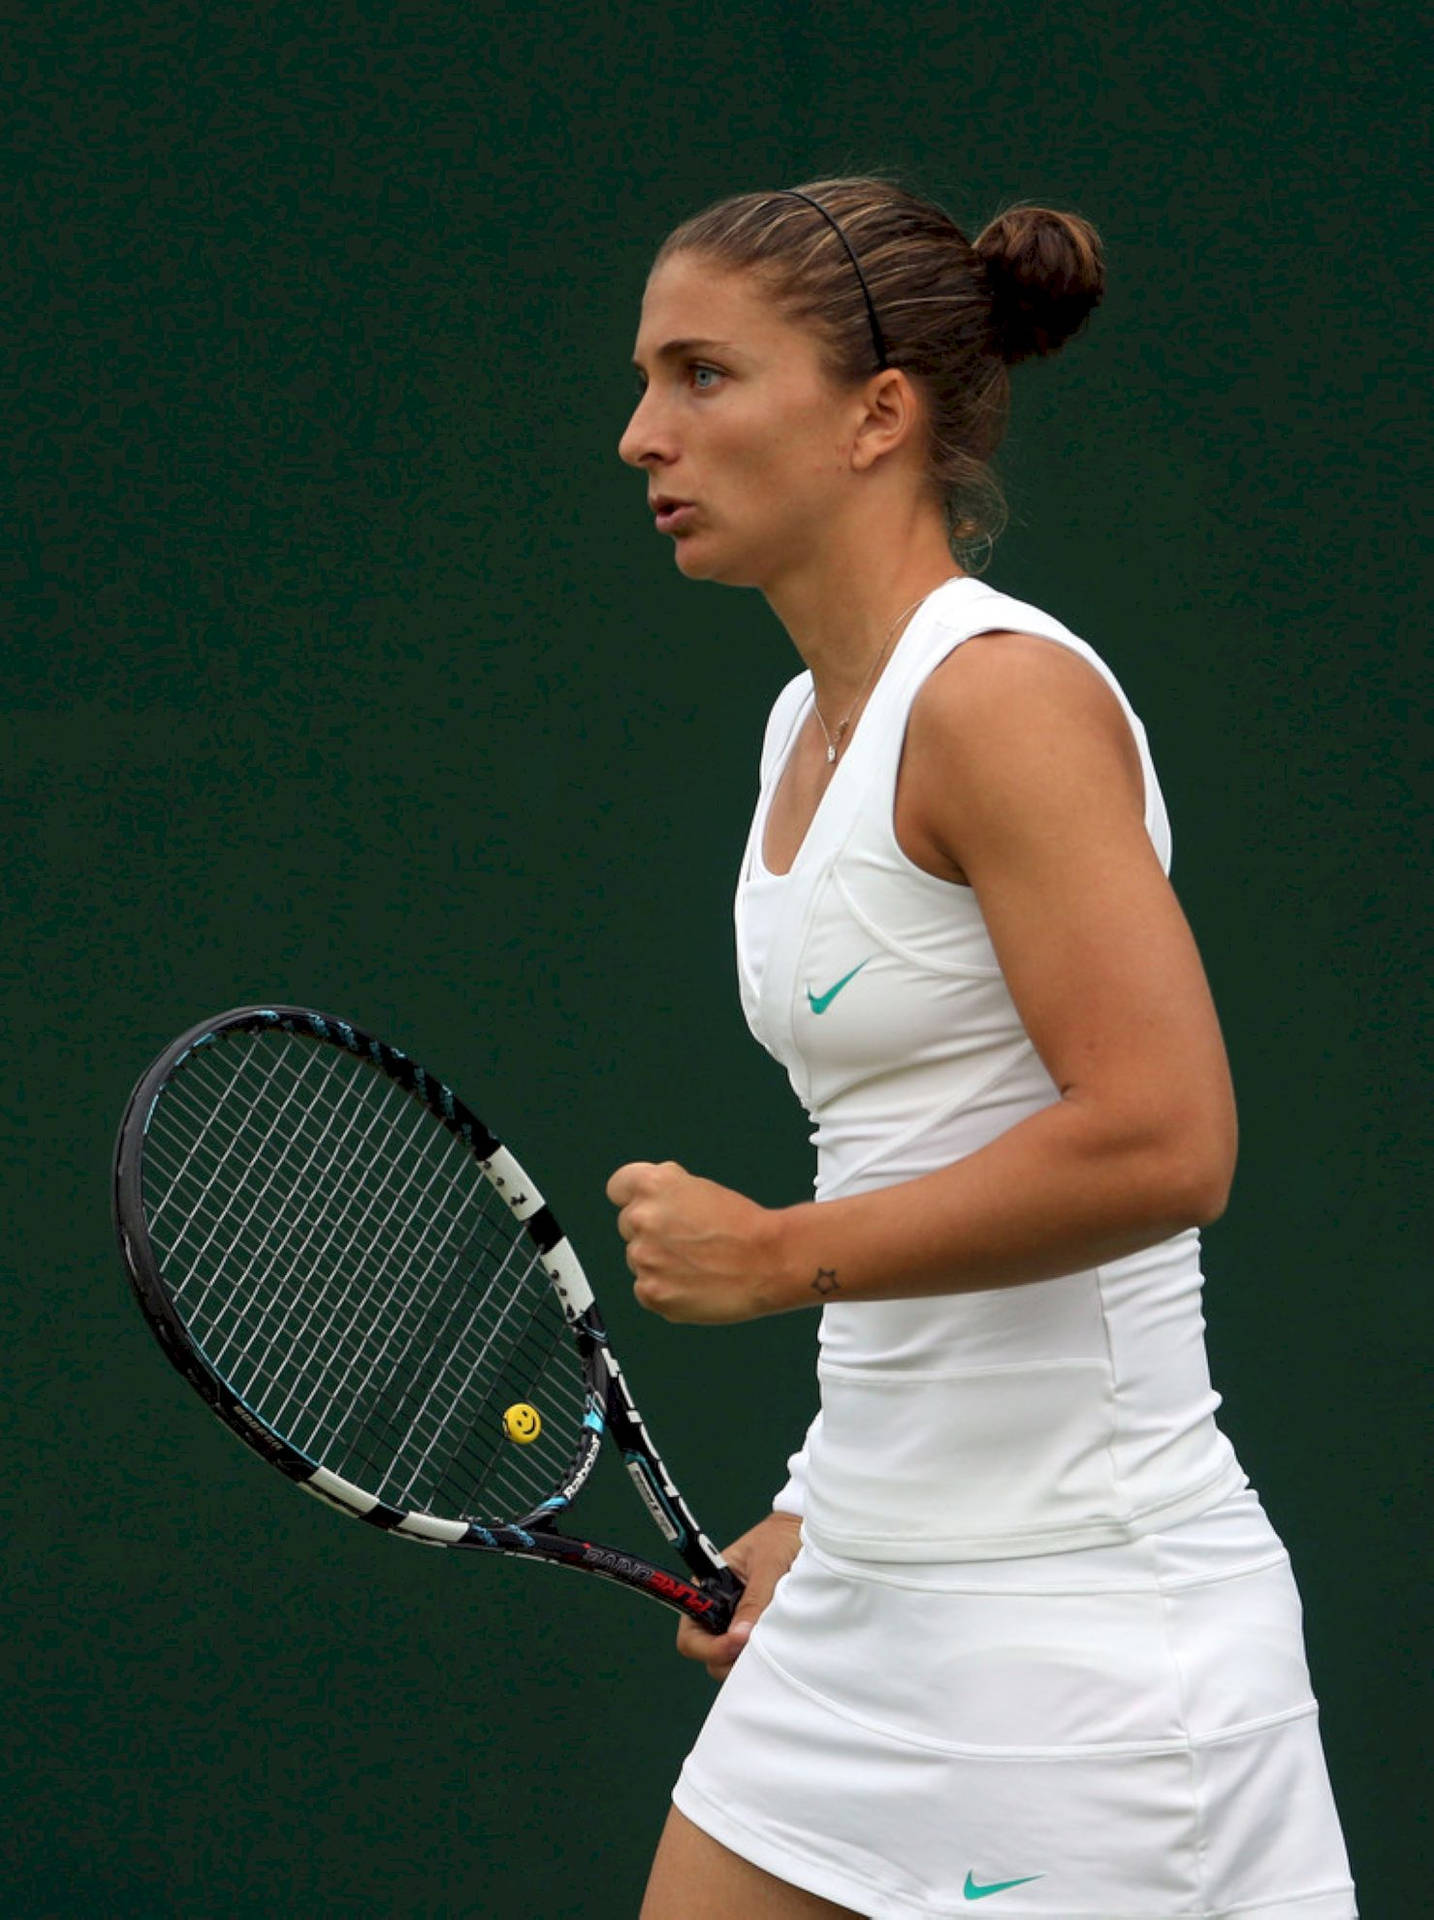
top-left (650, 496), bottom-right (696, 535)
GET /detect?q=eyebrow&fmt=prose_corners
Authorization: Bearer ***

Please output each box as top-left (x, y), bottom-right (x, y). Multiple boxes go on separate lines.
top-left (631, 337), bottom-right (734, 367)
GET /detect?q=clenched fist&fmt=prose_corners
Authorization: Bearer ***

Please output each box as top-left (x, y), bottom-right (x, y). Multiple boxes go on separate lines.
top-left (606, 1160), bottom-right (790, 1323)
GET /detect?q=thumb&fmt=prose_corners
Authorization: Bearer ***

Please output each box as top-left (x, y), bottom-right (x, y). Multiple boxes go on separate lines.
top-left (696, 1576), bottom-right (774, 1681)
top-left (729, 1574), bottom-right (775, 1636)
top-left (721, 1542), bottom-right (787, 1646)
top-left (724, 1612), bottom-right (758, 1653)
top-left (605, 1161), bottom-right (656, 1208)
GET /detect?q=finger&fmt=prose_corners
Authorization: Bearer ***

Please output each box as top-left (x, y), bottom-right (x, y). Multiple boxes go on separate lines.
top-left (675, 1615), bottom-right (754, 1681)
top-left (703, 1618), bottom-right (755, 1682)
top-left (674, 1616), bottom-right (712, 1662)
top-left (732, 1562), bottom-right (782, 1613)
top-left (606, 1161), bottom-right (658, 1208)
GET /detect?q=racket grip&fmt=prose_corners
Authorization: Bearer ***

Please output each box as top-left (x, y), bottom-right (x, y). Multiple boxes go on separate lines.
top-left (698, 1563), bottom-right (746, 1636)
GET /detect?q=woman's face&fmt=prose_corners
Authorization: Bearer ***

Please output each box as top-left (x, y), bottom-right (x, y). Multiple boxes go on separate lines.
top-left (619, 252), bottom-right (865, 592)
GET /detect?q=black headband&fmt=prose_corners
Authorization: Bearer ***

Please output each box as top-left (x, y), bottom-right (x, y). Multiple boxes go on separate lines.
top-left (781, 189), bottom-right (890, 371)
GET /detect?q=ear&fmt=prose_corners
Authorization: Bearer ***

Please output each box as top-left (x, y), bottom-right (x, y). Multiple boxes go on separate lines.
top-left (849, 369), bottom-right (924, 473)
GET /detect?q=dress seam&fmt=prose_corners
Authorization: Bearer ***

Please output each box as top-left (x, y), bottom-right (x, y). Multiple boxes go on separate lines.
top-left (830, 865), bottom-right (1003, 976)
top-left (801, 1453), bottom-right (1249, 1563)
top-left (1156, 1547), bottom-right (1212, 1908)
top-left (816, 1356), bottom-right (1106, 1383)
top-left (746, 1631), bottom-right (1320, 1761)
top-left (798, 1533), bottom-right (1293, 1596)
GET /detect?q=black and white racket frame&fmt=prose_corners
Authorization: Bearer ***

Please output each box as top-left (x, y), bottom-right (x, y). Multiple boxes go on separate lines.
top-left (113, 1005), bottom-right (743, 1631)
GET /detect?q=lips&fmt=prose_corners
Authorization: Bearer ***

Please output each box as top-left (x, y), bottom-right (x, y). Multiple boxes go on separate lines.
top-left (650, 496), bottom-right (696, 534)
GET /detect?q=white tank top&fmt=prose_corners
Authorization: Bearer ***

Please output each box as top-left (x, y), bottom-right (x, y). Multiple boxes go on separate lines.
top-left (737, 577), bottom-right (1245, 1560)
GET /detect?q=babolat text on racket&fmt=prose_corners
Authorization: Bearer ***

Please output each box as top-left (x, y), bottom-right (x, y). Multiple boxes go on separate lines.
top-left (112, 1006), bottom-right (743, 1629)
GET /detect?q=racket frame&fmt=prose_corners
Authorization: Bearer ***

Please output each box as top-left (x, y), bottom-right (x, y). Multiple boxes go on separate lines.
top-left (113, 1005), bottom-right (742, 1630)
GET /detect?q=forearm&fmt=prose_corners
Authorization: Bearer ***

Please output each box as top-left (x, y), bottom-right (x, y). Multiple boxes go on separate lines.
top-left (608, 1084), bottom-right (1232, 1325)
top-left (756, 1092), bottom-right (1233, 1314)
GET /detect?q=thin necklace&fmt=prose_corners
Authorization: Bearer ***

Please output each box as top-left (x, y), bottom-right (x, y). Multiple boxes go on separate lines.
top-left (813, 591), bottom-right (930, 765)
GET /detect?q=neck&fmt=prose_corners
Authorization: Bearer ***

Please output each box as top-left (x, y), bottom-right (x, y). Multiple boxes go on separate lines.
top-left (762, 506), bottom-right (962, 712)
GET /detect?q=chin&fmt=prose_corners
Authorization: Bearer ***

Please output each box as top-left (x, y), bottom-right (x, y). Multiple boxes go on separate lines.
top-left (671, 534), bottom-right (724, 582)
top-left (671, 532), bottom-right (763, 590)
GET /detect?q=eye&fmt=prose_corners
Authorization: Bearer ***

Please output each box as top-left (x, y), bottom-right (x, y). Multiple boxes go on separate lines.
top-left (689, 363), bottom-right (723, 391)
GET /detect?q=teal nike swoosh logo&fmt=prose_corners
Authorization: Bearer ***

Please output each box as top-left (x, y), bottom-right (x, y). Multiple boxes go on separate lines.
top-left (964, 1872), bottom-right (1044, 1901)
top-left (805, 958), bottom-right (871, 1014)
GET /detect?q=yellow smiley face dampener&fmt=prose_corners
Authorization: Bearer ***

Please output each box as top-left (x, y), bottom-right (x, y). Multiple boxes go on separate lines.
top-left (503, 1402), bottom-right (542, 1444)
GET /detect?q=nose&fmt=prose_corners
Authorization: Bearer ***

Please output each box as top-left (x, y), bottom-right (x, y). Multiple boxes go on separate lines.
top-left (618, 386), bottom-right (672, 470)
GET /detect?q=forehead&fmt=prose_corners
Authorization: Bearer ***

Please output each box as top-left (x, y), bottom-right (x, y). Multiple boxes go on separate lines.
top-left (632, 252), bottom-right (809, 361)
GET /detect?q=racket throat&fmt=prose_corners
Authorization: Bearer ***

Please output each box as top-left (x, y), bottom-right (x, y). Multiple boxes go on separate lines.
top-left (624, 1451), bottom-right (685, 1545)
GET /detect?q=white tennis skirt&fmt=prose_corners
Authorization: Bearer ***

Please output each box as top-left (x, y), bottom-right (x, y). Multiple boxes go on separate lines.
top-left (673, 1491), bottom-right (1355, 1919)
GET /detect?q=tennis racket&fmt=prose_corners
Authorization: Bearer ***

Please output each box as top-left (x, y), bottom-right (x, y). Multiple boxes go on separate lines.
top-left (112, 1004), bottom-right (743, 1630)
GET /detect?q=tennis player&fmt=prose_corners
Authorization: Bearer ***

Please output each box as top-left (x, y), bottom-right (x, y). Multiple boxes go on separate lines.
top-left (609, 180), bottom-right (1355, 1919)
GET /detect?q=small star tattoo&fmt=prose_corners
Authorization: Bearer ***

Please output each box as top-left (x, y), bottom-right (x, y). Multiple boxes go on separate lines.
top-left (811, 1267), bottom-right (840, 1297)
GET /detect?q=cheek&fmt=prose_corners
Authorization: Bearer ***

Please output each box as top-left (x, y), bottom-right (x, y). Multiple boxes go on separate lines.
top-left (726, 422), bottom-right (837, 513)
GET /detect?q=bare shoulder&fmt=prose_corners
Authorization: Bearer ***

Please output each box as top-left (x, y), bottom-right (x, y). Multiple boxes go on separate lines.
top-left (897, 630), bottom-right (1147, 879)
top-left (916, 628), bottom-right (1129, 728)
top-left (909, 629), bottom-right (1143, 794)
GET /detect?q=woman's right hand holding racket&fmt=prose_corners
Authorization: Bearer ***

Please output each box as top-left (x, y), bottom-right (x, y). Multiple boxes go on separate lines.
top-left (676, 1511), bottom-right (802, 1681)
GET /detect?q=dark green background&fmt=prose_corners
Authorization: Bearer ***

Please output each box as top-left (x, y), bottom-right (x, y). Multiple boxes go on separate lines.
top-left (7, 2), bottom-right (1425, 1913)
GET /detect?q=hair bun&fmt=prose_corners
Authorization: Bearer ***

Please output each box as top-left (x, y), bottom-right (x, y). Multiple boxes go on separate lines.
top-left (974, 206), bottom-right (1105, 365)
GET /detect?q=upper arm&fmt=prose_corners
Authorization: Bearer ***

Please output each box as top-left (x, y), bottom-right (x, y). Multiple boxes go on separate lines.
top-left (899, 634), bottom-right (1236, 1182)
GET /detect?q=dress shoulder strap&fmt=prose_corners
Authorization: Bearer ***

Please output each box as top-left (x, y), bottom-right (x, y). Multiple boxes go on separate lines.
top-left (851, 578), bottom-right (1173, 872)
top-left (758, 671), bottom-right (814, 788)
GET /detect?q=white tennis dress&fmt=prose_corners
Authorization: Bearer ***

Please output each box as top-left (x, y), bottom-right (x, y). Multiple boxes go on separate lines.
top-left (672, 578), bottom-right (1355, 1919)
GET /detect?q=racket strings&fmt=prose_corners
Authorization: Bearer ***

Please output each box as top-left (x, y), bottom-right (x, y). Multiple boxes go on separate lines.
top-left (141, 1031), bottom-right (588, 1523)
top-left (150, 1040), bottom-right (574, 1517)
top-left (157, 1047), bottom-right (460, 1408)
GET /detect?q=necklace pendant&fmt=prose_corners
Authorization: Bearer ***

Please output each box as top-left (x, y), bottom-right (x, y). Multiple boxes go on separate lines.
top-left (825, 742), bottom-right (837, 764)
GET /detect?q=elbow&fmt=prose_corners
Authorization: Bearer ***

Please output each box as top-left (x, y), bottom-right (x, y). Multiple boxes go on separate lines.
top-left (1178, 1157), bottom-right (1234, 1229)
top-left (1156, 1116), bottom-right (1238, 1231)
top-left (1092, 1097), bottom-right (1236, 1235)
top-left (1068, 1081), bottom-right (1239, 1236)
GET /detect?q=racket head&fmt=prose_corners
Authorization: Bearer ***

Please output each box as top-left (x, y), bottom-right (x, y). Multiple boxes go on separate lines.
top-left (113, 1006), bottom-right (604, 1543)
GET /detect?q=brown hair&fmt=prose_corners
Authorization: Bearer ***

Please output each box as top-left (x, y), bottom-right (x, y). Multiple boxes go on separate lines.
top-left (652, 178), bottom-right (1105, 562)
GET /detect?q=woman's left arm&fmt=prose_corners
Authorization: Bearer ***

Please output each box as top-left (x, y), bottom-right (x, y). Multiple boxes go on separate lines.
top-left (609, 633), bottom-right (1238, 1323)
